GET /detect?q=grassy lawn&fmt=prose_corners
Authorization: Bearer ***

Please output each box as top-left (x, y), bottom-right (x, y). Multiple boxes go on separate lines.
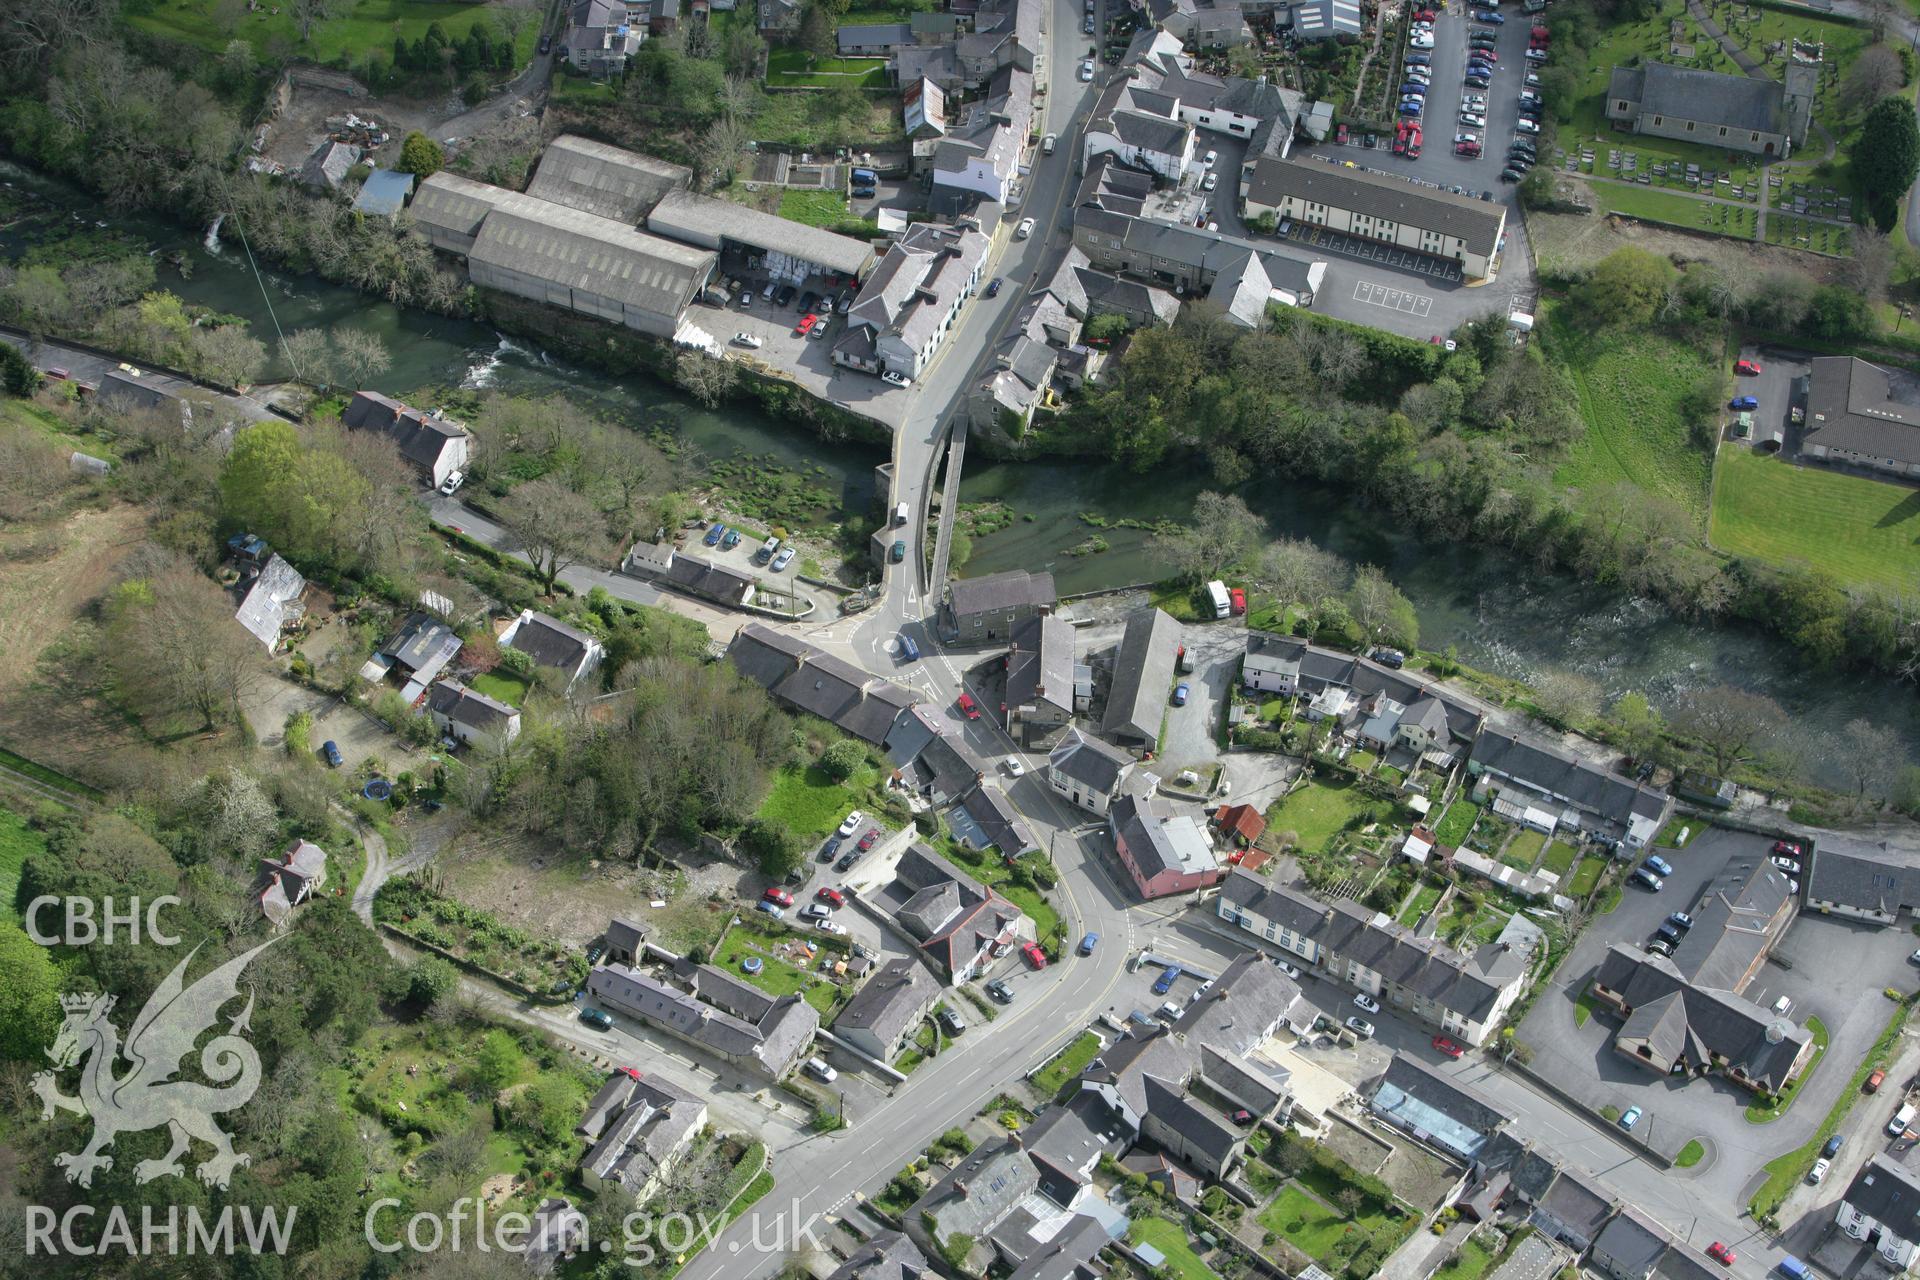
top-left (1540, 840), bottom-right (1579, 876)
top-left (1258, 1186), bottom-right (1347, 1260)
top-left (747, 83), bottom-right (903, 145)
top-left (127, 0), bottom-right (539, 68)
top-left (469, 671), bottom-right (530, 707)
top-left (1547, 306), bottom-right (1716, 516)
top-left (756, 759), bottom-right (880, 840)
top-left (1433, 799), bottom-right (1479, 846)
top-left (712, 923), bottom-right (845, 1016)
top-left (1032, 1031), bottom-right (1102, 1097)
top-left (778, 189), bottom-right (873, 231)
top-left (1399, 882), bottom-right (1442, 925)
top-left (1711, 448), bottom-right (1920, 591)
top-left (1676, 1139), bottom-right (1705, 1168)
top-left (1594, 182), bottom-right (1754, 239)
top-left (550, 73), bottom-right (619, 107)
top-left (1434, 1239), bottom-right (1497, 1280)
top-left (1574, 982), bottom-right (1598, 1028)
top-left (0, 744), bottom-right (102, 799)
top-left (766, 48), bottom-right (890, 87)
top-left (0, 806), bottom-right (45, 927)
top-left (1747, 1015), bottom-right (1829, 1123)
top-left (1568, 856), bottom-right (1606, 897)
top-left (1265, 780), bottom-right (1389, 853)
top-left (1348, 749), bottom-right (1378, 772)
top-left (1503, 829), bottom-right (1548, 872)
top-left (1753, 1000), bottom-right (1912, 1220)
top-left (1128, 1216), bottom-right (1220, 1280)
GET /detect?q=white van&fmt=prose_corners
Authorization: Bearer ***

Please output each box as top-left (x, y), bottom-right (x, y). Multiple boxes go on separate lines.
top-left (1205, 579), bottom-right (1230, 619)
top-left (1889, 1103), bottom-right (1917, 1137)
top-left (894, 501), bottom-right (910, 526)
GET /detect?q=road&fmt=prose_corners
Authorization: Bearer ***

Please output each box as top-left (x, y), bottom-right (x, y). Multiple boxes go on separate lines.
top-left (1, 328), bottom-right (284, 423)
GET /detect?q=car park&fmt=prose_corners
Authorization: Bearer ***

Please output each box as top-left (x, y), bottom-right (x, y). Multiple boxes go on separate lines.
top-left (1346, 1016), bottom-right (1375, 1038)
top-left (1460, 112), bottom-right (1485, 128)
top-left (1619, 1106), bottom-right (1642, 1129)
top-left (1631, 867), bottom-right (1663, 891)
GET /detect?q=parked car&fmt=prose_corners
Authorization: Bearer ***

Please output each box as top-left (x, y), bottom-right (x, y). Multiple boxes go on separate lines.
top-left (579, 1008), bottom-right (613, 1030)
top-left (1153, 965), bottom-right (1181, 995)
top-left (985, 277), bottom-right (1003, 298)
top-left (756, 901), bottom-right (785, 919)
top-left (1868, 1068), bottom-right (1888, 1092)
top-left (986, 979), bottom-right (1014, 1003)
top-left (1353, 992), bottom-right (1381, 1014)
top-left (1345, 1017), bottom-right (1375, 1038)
top-left (836, 849), bottom-right (860, 872)
top-left (939, 1007), bottom-right (967, 1035)
top-left (838, 811), bottom-right (866, 837)
top-left (815, 886), bottom-right (845, 907)
top-left (857, 827), bottom-right (881, 851)
top-left (1015, 217), bottom-right (1037, 239)
top-left (1771, 856), bottom-right (1801, 873)
top-left (898, 634), bottom-right (920, 662)
top-left (1668, 912), bottom-right (1693, 930)
top-left (1432, 1036), bottom-right (1464, 1058)
top-left (799, 903), bottom-right (832, 922)
top-left (321, 740), bottom-right (344, 768)
top-left (1630, 867), bottom-right (1663, 891)
top-left (1079, 932), bottom-right (1100, 955)
top-left (957, 692), bottom-right (981, 719)
top-left (1079, 59), bottom-right (1094, 80)
top-left (539, 34), bottom-right (553, 54)
top-left (1646, 939), bottom-right (1673, 958)
top-left (820, 837), bottom-right (841, 862)
top-left (1824, 1134), bottom-right (1844, 1158)
top-left (762, 887), bottom-right (794, 907)
top-left (1729, 394), bottom-right (1761, 410)
top-left (1022, 941), bottom-right (1049, 969)
top-left (774, 284), bottom-right (796, 307)
top-left (1004, 759), bottom-right (1026, 777)
top-left (1644, 854), bottom-right (1674, 876)
top-left (1171, 683), bottom-right (1190, 706)
top-left (1707, 1243), bottom-right (1734, 1266)
top-left (1772, 839), bottom-right (1804, 856)
top-left (1275, 959), bottom-right (1303, 980)
top-left (795, 314), bottom-right (817, 336)
top-left (805, 1057), bottom-right (838, 1082)
top-left (1619, 1106), bottom-right (1642, 1130)
top-left (1410, 31), bottom-right (1434, 47)
top-left (771, 547), bottom-right (796, 572)
top-left (1460, 113), bottom-right (1486, 128)
top-left (1475, 10), bottom-right (1504, 21)
top-left (882, 370), bottom-right (910, 387)
top-left (1202, 172), bottom-right (1218, 192)
top-left (1499, 166), bottom-right (1525, 182)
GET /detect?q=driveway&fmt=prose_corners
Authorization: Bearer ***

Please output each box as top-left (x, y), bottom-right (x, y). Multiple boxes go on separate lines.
top-left (242, 672), bottom-right (395, 772)
top-left (1157, 620), bottom-right (1244, 772)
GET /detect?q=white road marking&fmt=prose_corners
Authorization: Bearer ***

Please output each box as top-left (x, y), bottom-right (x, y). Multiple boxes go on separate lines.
top-left (1351, 280), bottom-right (1435, 316)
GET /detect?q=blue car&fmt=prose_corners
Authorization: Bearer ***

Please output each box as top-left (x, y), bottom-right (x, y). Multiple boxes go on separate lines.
top-left (898, 634), bottom-right (921, 662)
top-left (1619, 1105), bottom-right (1641, 1130)
top-left (1172, 683), bottom-right (1190, 706)
top-left (986, 277), bottom-right (1003, 298)
top-left (1079, 932), bottom-right (1099, 956)
top-left (1730, 395), bottom-right (1758, 411)
top-left (1475, 10), bottom-right (1505, 20)
top-left (579, 1008), bottom-right (614, 1031)
top-left (321, 740), bottom-right (344, 768)
top-left (1406, 52), bottom-right (1431, 65)
top-left (1399, 102), bottom-right (1424, 116)
top-left (1153, 964), bottom-right (1181, 995)
top-left (703, 523), bottom-right (727, 547)
top-left (1400, 82), bottom-right (1427, 96)
top-left (1644, 854), bottom-right (1674, 877)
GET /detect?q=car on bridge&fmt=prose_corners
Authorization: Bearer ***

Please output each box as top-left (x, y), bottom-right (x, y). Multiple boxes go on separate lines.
top-left (890, 539), bottom-right (906, 562)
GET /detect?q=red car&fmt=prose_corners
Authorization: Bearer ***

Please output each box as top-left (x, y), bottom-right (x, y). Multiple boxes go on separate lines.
top-left (762, 887), bottom-right (794, 907)
top-left (1414, 7), bottom-right (1436, 19)
top-left (1772, 839), bottom-right (1804, 857)
top-left (1432, 1035), bottom-right (1464, 1058)
top-left (1735, 359), bottom-right (1762, 375)
top-left (857, 828), bottom-right (880, 851)
top-left (816, 886), bottom-right (846, 907)
top-left (1230, 587), bottom-right (1247, 615)
top-left (796, 313), bottom-right (818, 336)
top-left (1706, 1243), bottom-right (1734, 1266)
top-left (1336, 124), bottom-right (1349, 144)
top-left (1021, 941), bottom-right (1049, 969)
top-left (957, 692), bottom-right (981, 720)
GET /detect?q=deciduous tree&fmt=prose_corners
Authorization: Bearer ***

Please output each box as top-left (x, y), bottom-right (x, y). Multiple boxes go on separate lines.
top-left (1669, 685), bottom-right (1786, 775)
top-left (496, 477), bottom-right (609, 594)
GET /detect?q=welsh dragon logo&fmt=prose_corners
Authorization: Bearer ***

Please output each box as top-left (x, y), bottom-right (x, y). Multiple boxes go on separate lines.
top-left (31, 939), bottom-right (278, 1190)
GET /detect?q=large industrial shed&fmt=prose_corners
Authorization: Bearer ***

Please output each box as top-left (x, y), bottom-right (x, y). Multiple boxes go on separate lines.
top-left (408, 172), bottom-right (550, 255)
top-left (525, 135), bottom-right (692, 224)
top-left (466, 205), bottom-right (716, 338)
top-left (646, 190), bottom-right (876, 285)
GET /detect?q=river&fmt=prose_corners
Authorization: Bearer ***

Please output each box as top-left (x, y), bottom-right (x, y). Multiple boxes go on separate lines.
top-left (3, 160), bottom-right (1914, 783)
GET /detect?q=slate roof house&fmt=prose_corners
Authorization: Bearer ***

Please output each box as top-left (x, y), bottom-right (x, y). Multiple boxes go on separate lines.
top-left (887, 843), bottom-right (1032, 980)
top-left (1590, 1207), bottom-right (1673, 1280)
top-left (562, 0), bottom-right (644, 75)
top-left (426, 679), bottom-right (523, 750)
top-left (1837, 1154), bottom-right (1920, 1272)
top-left (1588, 857), bottom-right (1811, 1095)
top-left (1102, 606), bottom-right (1181, 749)
top-left (625, 539), bottom-right (759, 609)
top-left (1800, 355), bottom-right (1920, 478)
top-left (826, 1231), bottom-right (930, 1280)
top-left (577, 1070), bottom-right (707, 1201)
top-left (905, 1135), bottom-right (1040, 1272)
top-left (1219, 867), bottom-right (1530, 1046)
top-left (1109, 780), bottom-right (1220, 900)
top-left (834, 221), bottom-right (988, 381)
top-left (587, 958), bottom-right (819, 1080)
top-left (832, 956), bottom-right (940, 1063)
top-left (342, 390), bottom-right (473, 491)
top-left (372, 612), bottom-right (463, 702)
top-left (1806, 838), bottom-right (1920, 925)
top-left (1367, 1053), bottom-right (1513, 1162)
top-left (726, 624), bottom-right (921, 746)
top-left (234, 554), bottom-right (308, 652)
top-left (1605, 60), bottom-right (1816, 159)
top-left (525, 1198), bottom-right (587, 1277)
top-left (943, 568), bottom-right (1056, 644)
top-left (1048, 728), bottom-right (1136, 816)
top-left (1460, 1131), bottom-right (1617, 1250)
top-left (500, 607), bottom-right (606, 690)
top-left (1004, 613), bottom-right (1077, 742)
top-left (253, 839), bottom-right (327, 930)
top-left (1469, 727), bottom-right (1670, 849)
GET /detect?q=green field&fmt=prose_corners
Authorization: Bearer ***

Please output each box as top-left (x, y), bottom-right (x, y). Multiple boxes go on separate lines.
top-left (1127, 1216), bottom-right (1220, 1280)
top-left (127, 0), bottom-right (540, 69)
top-left (1549, 309), bottom-right (1716, 515)
top-left (1432, 800), bottom-right (1479, 847)
top-left (756, 759), bottom-right (881, 840)
top-left (0, 807), bottom-right (45, 927)
top-left (1568, 856), bottom-right (1605, 896)
top-left (1259, 1187), bottom-right (1348, 1259)
top-left (1710, 447), bottom-right (1920, 590)
top-left (1592, 182), bottom-right (1755, 239)
top-left (1265, 780), bottom-right (1389, 852)
top-left (712, 923), bottom-right (844, 1015)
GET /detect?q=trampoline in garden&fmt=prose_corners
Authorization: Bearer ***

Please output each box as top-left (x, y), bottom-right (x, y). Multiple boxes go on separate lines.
top-left (362, 778), bottom-right (393, 802)
top-left (742, 957), bottom-right (764, 975)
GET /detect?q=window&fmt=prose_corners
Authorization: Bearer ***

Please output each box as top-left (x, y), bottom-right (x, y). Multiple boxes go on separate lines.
top-left (1652, 115), bottom-right (1662, 126)
top-left (1614, 100), bottom-right (1627, 112)
top-left (1751, 132), bottom-right (1759, 142)
top-left (1718, 126), bottom-right (1728, 137)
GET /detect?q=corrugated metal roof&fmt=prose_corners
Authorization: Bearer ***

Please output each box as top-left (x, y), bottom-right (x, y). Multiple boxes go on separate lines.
top-left (526, 135), bottom-right (691, 223)
top-left (468, 205), bottom-right (714, 322)
top-left (648, 190), bottom-right (876, 278)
